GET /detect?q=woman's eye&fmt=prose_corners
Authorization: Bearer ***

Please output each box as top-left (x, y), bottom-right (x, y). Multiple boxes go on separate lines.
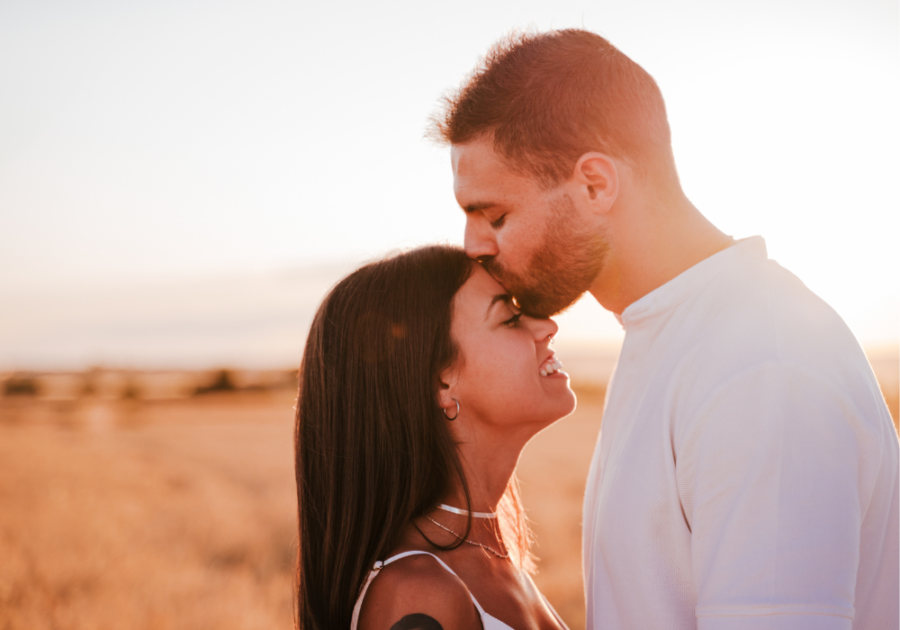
top-left (502, 312), bottom-right (523, 327)
top-left (490, 214), bottom-right (507, 229)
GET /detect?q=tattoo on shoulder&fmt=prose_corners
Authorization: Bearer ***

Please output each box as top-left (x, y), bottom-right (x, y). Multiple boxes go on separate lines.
top-left (389, 613), bottom-right (445, 630)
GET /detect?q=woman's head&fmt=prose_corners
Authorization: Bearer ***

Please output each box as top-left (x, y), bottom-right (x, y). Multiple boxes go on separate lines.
top-left (294, 245), bottom-right (575, 629)
top-left (438, 264), bottom-right (576, 436)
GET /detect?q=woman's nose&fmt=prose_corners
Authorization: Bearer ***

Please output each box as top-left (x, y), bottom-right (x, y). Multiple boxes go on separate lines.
top-left (526, 314), bottom-right (558, 343)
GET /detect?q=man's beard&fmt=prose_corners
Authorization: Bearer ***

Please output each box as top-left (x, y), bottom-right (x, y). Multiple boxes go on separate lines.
top-left (482, 194), bottom-right (609, 319)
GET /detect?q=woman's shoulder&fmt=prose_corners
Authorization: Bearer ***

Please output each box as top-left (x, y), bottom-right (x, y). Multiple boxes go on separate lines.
top-left (357, 551), bottom-right (482, 630)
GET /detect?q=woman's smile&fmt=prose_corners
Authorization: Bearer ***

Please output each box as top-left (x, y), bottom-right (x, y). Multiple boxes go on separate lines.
top-left (539, 354), bottom-right (566, 378)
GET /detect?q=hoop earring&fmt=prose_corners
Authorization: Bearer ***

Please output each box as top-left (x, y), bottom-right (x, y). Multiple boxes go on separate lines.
top-left (443, 398), bottom-right (460, 421)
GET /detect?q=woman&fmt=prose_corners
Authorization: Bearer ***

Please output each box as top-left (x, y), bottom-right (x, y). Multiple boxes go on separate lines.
top-left (295, 245), bottom-right (575, 629)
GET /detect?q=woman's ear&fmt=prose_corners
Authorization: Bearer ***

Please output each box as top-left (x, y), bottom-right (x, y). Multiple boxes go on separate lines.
top-left (437, 365), bottom-right (459, 413)
top-left (571, 152), bottom-right (619, 215)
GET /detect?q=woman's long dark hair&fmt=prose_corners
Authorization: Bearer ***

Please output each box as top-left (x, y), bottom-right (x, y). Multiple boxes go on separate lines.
top-left (295, 246), bottom-right (483, 629)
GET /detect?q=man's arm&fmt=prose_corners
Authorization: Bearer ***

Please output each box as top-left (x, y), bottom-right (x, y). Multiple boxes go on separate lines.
top-left (677, 361), bottom-right (870, 630)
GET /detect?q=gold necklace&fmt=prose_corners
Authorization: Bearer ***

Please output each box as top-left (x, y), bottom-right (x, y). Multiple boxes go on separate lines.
top-left (424, 516), bottom-right (509, 559)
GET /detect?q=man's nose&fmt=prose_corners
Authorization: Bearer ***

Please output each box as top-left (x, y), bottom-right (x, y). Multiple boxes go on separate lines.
top-left (464, 217), bottom-right (499, 262)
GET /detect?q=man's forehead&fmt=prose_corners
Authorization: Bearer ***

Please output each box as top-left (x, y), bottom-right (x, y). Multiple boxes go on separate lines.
top-left (451, 140), bottom-right (528, 197)
top-left (451, 139), bottom-right (503, 173)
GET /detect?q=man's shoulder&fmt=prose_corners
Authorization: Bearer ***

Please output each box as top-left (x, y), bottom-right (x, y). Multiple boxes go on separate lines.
top-left (709, 252), bottom-right (845, 337)
top-left (685, 254), bottom-right (866, 383)
top-left (655, 257), bottom-right (884, 429)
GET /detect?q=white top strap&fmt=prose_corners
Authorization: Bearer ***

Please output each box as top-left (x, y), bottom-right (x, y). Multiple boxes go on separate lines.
top-left (349, 550), bottom-right (488, 630)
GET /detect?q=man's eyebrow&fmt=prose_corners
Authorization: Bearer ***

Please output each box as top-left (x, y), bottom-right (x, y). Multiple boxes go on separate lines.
top-left (463, 201), bottom-right (494, 214)
top-left (485, 293), bottom-right (511, 320)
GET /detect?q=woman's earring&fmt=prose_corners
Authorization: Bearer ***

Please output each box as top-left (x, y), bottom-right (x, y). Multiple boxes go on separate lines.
top-left (443, 398), bottom-right (460, 421)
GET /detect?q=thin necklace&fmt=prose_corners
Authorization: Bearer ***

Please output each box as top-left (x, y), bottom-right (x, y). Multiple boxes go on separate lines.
top-left (424, 516), bottom-right (509, 559)
top-left (437, 503), bottom-right (498, 519)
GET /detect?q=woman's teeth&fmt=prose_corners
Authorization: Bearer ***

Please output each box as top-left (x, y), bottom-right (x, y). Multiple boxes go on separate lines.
top-left (540, 357), bottom-right (563, 376)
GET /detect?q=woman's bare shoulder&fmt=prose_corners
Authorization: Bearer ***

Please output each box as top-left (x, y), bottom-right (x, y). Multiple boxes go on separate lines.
top-left (357, 553), bottom-right (482, 630)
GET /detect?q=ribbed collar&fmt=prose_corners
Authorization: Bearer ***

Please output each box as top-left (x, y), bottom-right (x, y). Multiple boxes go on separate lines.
top-left (616, 236), bottom-right (768, 330)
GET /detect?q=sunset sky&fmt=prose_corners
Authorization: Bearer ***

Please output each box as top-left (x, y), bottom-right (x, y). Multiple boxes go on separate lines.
top-left (0, 0), bottom-right (897, 369)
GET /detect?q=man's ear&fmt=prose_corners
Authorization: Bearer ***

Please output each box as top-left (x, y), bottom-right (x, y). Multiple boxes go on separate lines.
top-left (571, 152), bottom-right (619, 215)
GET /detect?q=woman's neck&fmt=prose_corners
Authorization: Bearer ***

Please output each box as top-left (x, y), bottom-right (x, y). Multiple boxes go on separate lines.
top-left (445, 426), bottom-right (529, 513)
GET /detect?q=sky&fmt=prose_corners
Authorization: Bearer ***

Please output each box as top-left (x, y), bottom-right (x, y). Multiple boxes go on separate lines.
top-left (0, 0), bottom-right (897, 369)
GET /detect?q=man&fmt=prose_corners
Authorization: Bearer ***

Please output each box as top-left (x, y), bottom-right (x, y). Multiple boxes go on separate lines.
top-left (431, 29), bottom-right (899, 630)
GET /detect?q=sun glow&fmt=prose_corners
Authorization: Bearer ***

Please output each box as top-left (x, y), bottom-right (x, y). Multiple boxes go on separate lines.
top-left (0, 0), bottom-right (896, 370)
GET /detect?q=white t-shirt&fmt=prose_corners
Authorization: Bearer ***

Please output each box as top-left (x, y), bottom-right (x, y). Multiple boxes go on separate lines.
top-left (582, 237), bottom-right (899, 630)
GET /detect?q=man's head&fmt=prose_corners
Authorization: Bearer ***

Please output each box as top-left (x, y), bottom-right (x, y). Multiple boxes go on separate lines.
top-left (450, 138), bottom-right (611, 318)
top-left (432, 29), bottom-right (680, 316)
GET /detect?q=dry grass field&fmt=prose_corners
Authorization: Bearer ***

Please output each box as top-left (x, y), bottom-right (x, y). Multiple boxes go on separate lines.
top-left (0, 369), bottom-right (896, 630)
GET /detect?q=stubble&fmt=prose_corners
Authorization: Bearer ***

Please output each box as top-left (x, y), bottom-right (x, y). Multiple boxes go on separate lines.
top-left (483, 194), bottom-right (608, 319)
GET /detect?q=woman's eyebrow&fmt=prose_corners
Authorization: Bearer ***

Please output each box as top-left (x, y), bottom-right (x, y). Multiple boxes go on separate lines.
top-left (485, 293), bottom-right (511, 320)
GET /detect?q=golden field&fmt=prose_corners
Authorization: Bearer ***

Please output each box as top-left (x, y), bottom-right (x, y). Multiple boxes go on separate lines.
top-left (0, 366), bottom-right (896, 630)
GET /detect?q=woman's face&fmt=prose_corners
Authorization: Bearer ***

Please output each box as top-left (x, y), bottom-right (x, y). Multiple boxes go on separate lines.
top-left (443, 265), bottom-right (576, 431)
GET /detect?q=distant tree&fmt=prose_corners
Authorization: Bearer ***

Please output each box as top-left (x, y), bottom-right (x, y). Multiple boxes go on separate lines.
top-left (81, 372), bottom-right (97, 398)
top-left (121, 376), bottom-right (142, 400)
top-left (3, 374), bottom-right (39, 397)
top-left (194, 369), bottom-right (237, 395)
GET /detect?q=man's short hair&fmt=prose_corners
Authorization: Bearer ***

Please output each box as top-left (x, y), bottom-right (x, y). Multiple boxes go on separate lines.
top-left (430, 29), bottom-right (675, 186)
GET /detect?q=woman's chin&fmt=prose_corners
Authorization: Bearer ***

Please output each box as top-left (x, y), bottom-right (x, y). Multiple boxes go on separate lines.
top-left (557, 384), bottom-right (578, 418)
top-left (542, 389), bottom-right (579, 428)
top-left (543, 370), bottom-right (577, 410)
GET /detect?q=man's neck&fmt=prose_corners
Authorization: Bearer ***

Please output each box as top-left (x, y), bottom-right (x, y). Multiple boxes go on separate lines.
top-left (589, 194), bottom-right (733, 315)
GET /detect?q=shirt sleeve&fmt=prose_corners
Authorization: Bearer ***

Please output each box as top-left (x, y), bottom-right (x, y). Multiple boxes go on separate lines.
top-left (676, 361), bottom-right (867, 630)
